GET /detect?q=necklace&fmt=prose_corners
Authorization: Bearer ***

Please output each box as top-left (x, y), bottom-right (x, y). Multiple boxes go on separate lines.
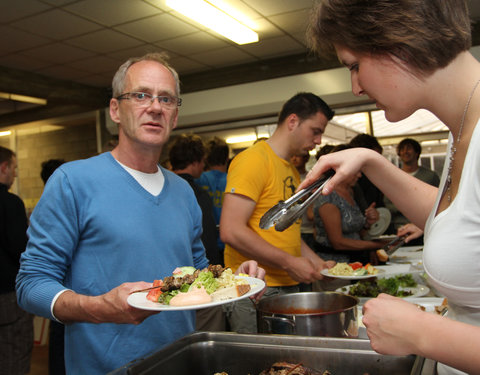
top-left (445, 78), bottom-right (480, 202)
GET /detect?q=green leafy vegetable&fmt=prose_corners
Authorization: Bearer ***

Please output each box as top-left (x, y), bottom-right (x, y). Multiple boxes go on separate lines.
top-left (346, 274), bottom-right (418, 298)
top-left (189, 271), bottom-right (219, 294)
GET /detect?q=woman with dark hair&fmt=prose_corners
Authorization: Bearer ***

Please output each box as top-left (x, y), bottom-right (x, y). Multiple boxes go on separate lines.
top-left (302, 1), bottom-right (480, 373)
top-left (312, 144), bottom-right (385, 265)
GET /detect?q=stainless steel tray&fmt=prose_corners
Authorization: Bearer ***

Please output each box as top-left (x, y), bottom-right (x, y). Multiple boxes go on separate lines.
top-left (109, 332), bottom-right (429, 375)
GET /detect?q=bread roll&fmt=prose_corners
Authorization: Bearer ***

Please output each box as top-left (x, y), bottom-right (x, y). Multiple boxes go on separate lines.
top-left (211, 284), bottom-right (251, 302)
top-left (376, 249), bottom-right (389, 262)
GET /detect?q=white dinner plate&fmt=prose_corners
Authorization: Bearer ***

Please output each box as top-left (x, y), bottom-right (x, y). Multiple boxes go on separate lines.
top-left (321, 268), bottom-right (385, 280)
top-left (127, 276), bottom-right (265, 311)
top-left (403, 297), bottom-right (447, 314)
top-left (368, 207), bottom-right (391, 237)
top-left (336, 283), bottom-right (430, 303)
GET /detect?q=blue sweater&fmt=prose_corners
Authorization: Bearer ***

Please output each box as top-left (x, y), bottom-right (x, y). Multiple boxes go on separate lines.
top-left (16, 152), bottom-right (209, 374)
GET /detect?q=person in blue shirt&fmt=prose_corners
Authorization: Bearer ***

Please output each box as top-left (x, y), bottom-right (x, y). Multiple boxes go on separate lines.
top-left (196, 137), bottom-right (230, 259)
top-left (15, 52), bottom-right (264, 375)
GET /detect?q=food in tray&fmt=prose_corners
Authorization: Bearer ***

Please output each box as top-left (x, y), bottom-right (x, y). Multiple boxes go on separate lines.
top-left (214, 361), bottom-right (332, 375)
top-left (145, 264), bottom-right (251, 306)
top-left (342, 273), bottom-right (418, 298)
top-left (328, 262), bottom-right (379, 277)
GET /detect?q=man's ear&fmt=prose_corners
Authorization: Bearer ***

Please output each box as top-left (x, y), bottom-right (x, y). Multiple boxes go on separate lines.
top-left (109, 98), bottom-right (120, 124)
top-left (172, 108), bottom-right (179, 130)
top-left (0, 161), bottom-right (8, 173)
top-left (286, 113), bottom-right (300, 131)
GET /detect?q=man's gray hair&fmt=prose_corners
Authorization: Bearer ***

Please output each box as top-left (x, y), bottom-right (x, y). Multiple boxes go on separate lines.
top-left (111, 52), bottom-right (180, 97)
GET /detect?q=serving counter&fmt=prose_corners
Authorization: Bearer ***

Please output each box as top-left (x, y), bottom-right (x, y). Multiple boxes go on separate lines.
top-left (109, 331), bottom-right (434, 375)
top-left (111, 245), bottom-right (441, 375)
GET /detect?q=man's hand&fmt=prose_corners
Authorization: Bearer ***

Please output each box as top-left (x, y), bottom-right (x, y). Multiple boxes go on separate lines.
top-left (236, 260), bottom-right (266, 301)
top-left (54, 282), bottom-right (160, 325)
top-left (285, 256), bottom-right (333, 283)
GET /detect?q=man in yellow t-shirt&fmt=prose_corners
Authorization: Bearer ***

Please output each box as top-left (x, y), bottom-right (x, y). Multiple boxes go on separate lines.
top-left (220, 92), bottom-right (336, 333)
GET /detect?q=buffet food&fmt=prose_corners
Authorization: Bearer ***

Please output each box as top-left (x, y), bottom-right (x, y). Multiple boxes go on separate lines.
top-left (215, 362), bottom-right (332, 375)
top-left (343, 273), bottom-right (417, 298)
top-left (328, 262), bottom-right (379, 276)
top-left (145, 264), bottom-right (251, 306)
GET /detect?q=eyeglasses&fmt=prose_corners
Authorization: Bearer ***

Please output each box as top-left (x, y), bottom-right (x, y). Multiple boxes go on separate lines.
top-left (116, 92), bottom-right (182, 108)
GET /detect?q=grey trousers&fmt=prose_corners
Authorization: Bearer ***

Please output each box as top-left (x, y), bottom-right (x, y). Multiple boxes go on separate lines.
top-left (224, 285), bottom-right (300, 334)
top-left (0, 292), bottom-right (34, 375)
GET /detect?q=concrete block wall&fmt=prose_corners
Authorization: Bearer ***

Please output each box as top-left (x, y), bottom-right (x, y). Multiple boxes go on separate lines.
top-left (14, 123), bottom-right (98, 215)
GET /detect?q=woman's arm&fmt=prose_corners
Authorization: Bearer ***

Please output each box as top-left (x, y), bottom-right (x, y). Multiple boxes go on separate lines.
top-left (300, 149), bottom-right (438, 229)
top-left (363, 294), bottom-right (480, 374)
top-left (318, 203), bottom-right (384, 251)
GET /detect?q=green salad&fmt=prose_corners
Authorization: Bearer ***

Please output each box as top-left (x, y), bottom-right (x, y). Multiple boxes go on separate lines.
top-left (159, 270), bottom-right (219, 304)
top-left (344, 273), bottom-right (418, 298)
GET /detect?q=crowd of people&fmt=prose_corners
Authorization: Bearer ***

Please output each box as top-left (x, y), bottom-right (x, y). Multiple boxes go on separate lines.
top-left (1, 1), bottom-right (479, 375)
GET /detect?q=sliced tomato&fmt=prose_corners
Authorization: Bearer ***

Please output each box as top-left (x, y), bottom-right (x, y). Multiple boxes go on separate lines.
top-left (349, 262), bottom-right (363, 270)
top-left (146, 280), bottom-right (163, 302)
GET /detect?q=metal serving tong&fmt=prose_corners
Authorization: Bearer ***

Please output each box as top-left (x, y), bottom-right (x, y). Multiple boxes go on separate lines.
top-left (259, 170), bottom-right (334, 232)
top-left (382, 234), bottom-right (408, 256)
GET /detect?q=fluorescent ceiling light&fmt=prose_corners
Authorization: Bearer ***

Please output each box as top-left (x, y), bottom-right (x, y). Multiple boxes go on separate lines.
top-left (0, 92), bottom-right (47, 105)
top-left (0, 130), bottom-right (12, 137)
top-left (226, 134), bottom-right (257, 144)
top-left (166, 0), bottom-right (259, 45)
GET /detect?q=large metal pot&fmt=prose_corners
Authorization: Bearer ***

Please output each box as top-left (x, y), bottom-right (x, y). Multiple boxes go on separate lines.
top-left (256, 292), bottom-right (359, 338)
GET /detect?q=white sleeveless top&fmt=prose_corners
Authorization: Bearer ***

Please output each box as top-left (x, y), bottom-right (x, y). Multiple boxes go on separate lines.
top-left (424, 120), bottom-right (480, 375)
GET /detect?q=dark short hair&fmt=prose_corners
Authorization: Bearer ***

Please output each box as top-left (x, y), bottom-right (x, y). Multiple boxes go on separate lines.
top-left (397, 138), bottom-right (421, 157)
top-left (169, 134), bottom-right (205, 170)
top-left (206, 137), bottom-right (229, 167)
top-left (349, 134), bottom-right (383, 154)
top-left (316, 144), bottom-right (336, 160)
top-left (0, 146), bottom-right (14, 165)
top-left (331, 143), bottom-right (352, 153)
top-left (41, 159), bottom-right (65, 184)
top-left (278, 92), bottom-right (334, 124)
top-left (307, 0), bottom-right (471, 77)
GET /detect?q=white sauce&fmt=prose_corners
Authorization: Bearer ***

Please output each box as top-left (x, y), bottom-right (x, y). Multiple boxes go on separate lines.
top-left (169, 286), bottom-right (212, 306)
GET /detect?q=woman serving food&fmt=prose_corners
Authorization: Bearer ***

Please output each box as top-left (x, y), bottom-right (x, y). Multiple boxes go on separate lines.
top-left (303, 1), bottom-right (480, 374)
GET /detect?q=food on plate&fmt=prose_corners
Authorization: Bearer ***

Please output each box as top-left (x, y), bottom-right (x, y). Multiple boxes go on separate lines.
top-left (328, 262), bottom-right (378, 276)
top-left (146, 279), bottom-right (164, 302)
top-left (170, 285), bottom-right (212, 306)
top-left (211, 284), bottom-right (251, 302)
top-left (343, 274), bottom-right (418, 298)
top-left (435, 298), bottom-right (448, 315)
top-left (146, 264), bottom-right (251, 306)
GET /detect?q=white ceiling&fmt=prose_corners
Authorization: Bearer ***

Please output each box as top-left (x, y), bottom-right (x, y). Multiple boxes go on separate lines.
top-left (0, 0), bottom-right (315, 88)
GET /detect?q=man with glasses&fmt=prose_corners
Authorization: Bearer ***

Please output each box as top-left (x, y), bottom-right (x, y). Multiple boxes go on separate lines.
top-left (16, 52), bottom-right (264, 375)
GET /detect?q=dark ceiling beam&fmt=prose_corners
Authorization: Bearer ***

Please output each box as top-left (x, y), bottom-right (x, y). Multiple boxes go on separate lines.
top-left (0, 66), bottom-right (110, 127)
top-left (0, 103), bottom-right (102, 128)
top-left (179, 52), bottom-right (341, 93)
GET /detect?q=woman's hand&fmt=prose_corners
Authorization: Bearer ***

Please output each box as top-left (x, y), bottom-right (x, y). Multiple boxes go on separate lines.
top-left (299, 148), bottom-right (377, 194)
top-left (397, 223), bottom-right (423, 243)
top-left (362, 294), bottom-right (424, 355)
top-left (364, 202), bottom-right (379, 226)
